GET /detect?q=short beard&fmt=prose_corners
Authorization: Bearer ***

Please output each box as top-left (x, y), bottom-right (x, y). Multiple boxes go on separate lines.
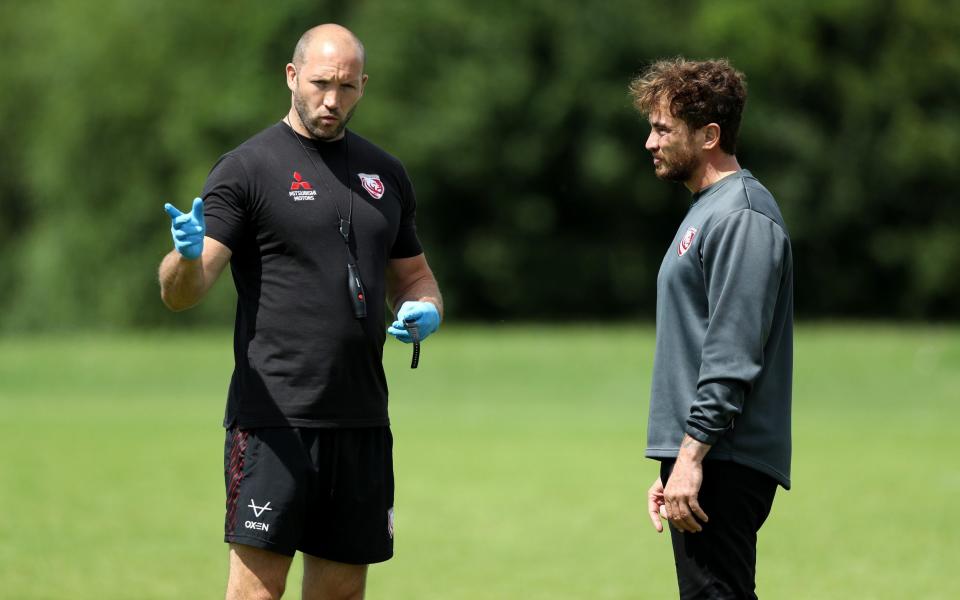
top-left (292, 85), bottom-right (357, 141)
top-left (656, 142), bottom-right (701, 184)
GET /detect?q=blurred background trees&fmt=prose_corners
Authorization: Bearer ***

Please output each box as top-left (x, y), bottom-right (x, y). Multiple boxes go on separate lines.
top-left (1, 0), bottom-right (957, 330)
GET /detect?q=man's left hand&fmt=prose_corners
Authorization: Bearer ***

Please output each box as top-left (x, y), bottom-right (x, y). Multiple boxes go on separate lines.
top-left (387, 301), bottom-right (441, 343)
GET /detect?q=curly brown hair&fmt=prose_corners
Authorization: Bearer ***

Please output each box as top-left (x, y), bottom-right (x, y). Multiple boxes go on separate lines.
top-left (629, 57), bottom-right (747, 155)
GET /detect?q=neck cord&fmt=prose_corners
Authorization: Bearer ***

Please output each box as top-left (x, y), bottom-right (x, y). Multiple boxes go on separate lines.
top-left (283, 118), bottom-right (355, 254)
top-left (284, 117), bottom-right (367, 319)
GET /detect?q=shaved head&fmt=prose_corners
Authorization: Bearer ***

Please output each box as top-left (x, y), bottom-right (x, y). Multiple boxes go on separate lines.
top-left (285, 23), bottom-right (369, 141)
top-left (292, 23), bottom-right (366, 71)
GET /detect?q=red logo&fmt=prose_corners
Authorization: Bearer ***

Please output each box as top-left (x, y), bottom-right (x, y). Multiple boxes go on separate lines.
top-left (678, 226), bottom-right (698, 257)
top-left (358, 173), bottom-right (385, 199)
top-left (290, 171), bottom-right (312, 190)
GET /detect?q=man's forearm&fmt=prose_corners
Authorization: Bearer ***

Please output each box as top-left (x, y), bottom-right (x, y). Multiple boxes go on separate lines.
top-left (159, 250), bottom-right (206, 311)
top-left (676, 434), bottom-right (712, 464)
top-left (392, 276), bottom-right (443, 319)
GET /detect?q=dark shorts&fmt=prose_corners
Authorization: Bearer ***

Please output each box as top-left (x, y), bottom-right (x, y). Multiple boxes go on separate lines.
top-left (660, 459), bottom-right (778, 600)
top-left (224, 426), bottom-right (394, 564)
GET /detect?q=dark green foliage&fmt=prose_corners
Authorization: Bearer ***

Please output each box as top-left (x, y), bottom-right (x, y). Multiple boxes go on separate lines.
top-left (1, 0), bottom-right (957, 330)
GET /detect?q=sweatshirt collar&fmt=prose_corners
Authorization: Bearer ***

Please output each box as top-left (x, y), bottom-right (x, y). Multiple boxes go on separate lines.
top-left (691, 169), bottom-right (752, 204)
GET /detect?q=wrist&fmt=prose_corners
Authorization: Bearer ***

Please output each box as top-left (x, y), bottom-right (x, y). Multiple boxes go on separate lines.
top-left (676, 434), bottom-right (711, 464)
top-left (175, 251), bottom-right (203, 263)
top-left (396, 298), bottom-right (441, 319)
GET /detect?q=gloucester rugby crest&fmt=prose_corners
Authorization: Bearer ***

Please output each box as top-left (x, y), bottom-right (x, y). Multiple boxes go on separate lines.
top-left (678, 226), bottom-right (698, 257)
top-left (358, 173), bottom-right (385, 199)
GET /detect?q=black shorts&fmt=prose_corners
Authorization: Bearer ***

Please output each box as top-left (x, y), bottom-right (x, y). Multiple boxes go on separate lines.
top-left (224, 426), bottom-right (394, 564)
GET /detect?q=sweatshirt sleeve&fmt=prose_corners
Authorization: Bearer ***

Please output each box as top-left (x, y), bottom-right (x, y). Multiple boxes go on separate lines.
top-left (685, 209), bottom-right (789, 444)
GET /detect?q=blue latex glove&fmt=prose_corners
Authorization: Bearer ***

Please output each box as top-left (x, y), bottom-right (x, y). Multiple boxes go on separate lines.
top-left (164, 197), bottom-right (205, 260)
top-left (388, 301), bottom-right (441, 343)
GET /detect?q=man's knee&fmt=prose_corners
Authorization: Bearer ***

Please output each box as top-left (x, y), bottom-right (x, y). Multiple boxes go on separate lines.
top-left (302, 555), bottom-right (368, 600)
top-left (226, 543), bottom-right (293, 600)
top-left (312, 578), bottom-right (364, 600)
top-left (227, 580), bottom-right (286, 600)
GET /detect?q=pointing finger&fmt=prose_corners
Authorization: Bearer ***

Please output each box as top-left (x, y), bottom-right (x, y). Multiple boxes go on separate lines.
top-left (164, 203), bottom-right (183, 219)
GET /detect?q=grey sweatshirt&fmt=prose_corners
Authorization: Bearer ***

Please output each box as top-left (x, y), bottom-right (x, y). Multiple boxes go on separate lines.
top-left (646, 169), bottom-right (793, 489)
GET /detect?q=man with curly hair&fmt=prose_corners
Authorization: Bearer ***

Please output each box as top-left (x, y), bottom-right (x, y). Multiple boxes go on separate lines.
top-left (630, 58), bottom-right (794, 599)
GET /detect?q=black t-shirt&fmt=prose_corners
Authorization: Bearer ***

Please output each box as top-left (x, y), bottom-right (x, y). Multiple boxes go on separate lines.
top-left (203, 122), bottom-right (422, 428)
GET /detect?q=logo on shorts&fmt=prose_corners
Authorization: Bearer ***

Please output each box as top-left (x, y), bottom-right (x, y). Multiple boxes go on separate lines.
top-left (358, 173), bottom-right (385, 199)
top-left (387, 507), bottom-right (395, 539)
top-left (244, 499), bottom-right (273, 532)
top-left (678, 226), bottom-right (698, 257)
top-left (248, 499), bottom-right (273, 518)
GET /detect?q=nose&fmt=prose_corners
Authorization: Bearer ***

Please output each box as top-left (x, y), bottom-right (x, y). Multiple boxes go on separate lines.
top-left (323, 88), bottom-right (340, 111)
top-left (645, 130), bottom-right (658, 152)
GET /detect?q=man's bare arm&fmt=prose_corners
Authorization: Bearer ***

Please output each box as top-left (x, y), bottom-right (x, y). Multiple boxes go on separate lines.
top-left (386, 253), bottom-right (443, 318)
top-left (159, 237), bottom-right (232, 311)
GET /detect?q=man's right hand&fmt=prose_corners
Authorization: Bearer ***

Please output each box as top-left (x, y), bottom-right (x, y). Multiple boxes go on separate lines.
top-left (648, 476), bottom-right (666, 533)
top-left (164, 197), bottom-right (205, 260)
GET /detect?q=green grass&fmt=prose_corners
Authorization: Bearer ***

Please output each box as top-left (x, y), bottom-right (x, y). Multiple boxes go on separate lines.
top-left (0, 324), bottom-right (957, 599)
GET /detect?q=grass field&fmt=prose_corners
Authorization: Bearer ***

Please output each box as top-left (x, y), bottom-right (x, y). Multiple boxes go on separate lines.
top-left (0, 324), bottom-right (957, 599)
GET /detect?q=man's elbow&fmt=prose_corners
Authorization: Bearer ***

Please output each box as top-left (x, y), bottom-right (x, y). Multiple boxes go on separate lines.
top-left (160, 289), bottom-right (199, 312)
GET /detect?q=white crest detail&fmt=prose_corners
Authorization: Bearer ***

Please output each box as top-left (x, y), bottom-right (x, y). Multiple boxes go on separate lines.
top-left (678, 227), bottom-right (698, 257)
top-left (358, 173), bottom-right (385, 199)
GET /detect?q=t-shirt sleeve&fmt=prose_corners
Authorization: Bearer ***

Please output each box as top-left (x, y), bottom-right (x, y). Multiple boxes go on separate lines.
top-left (389, 167), bottom-right (423, 259)
top-left (202, 153), bottom-right (248, 252)
top-left (686, 209), bottom-right (790, 445)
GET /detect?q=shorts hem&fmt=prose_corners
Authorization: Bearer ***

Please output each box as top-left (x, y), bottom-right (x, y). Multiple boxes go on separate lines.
top-left (225, 536), bottom-right (393, 565)
top-left (301, 548), bottom-right (394, 566)
top-left (225, 535), bottom-right (296, 557)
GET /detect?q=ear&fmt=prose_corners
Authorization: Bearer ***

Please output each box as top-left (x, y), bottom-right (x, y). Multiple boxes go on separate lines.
top-left (358, 73), bottom-right (369, 98)
top-left (701, 123), bottom-right (721, 151)
top-left (285, 63), bottom-right (298, 93)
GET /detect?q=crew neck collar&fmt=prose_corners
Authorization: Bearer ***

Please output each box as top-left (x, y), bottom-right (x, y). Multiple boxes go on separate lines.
top-left (278, 120), bottom-right (348, 149)
top-left (691, 169), bottom-right (750, 203)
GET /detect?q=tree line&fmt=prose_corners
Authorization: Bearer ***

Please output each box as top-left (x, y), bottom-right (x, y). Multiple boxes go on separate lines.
top-left (1, 0), bottom-right (957, 330)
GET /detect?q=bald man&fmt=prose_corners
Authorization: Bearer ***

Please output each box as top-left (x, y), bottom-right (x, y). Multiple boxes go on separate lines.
top-left (159, 24), bottom-right (443, 600)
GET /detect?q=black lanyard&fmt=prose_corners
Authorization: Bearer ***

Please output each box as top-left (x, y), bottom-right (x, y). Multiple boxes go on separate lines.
top-left (285, 120), bottom-right (367, 319)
